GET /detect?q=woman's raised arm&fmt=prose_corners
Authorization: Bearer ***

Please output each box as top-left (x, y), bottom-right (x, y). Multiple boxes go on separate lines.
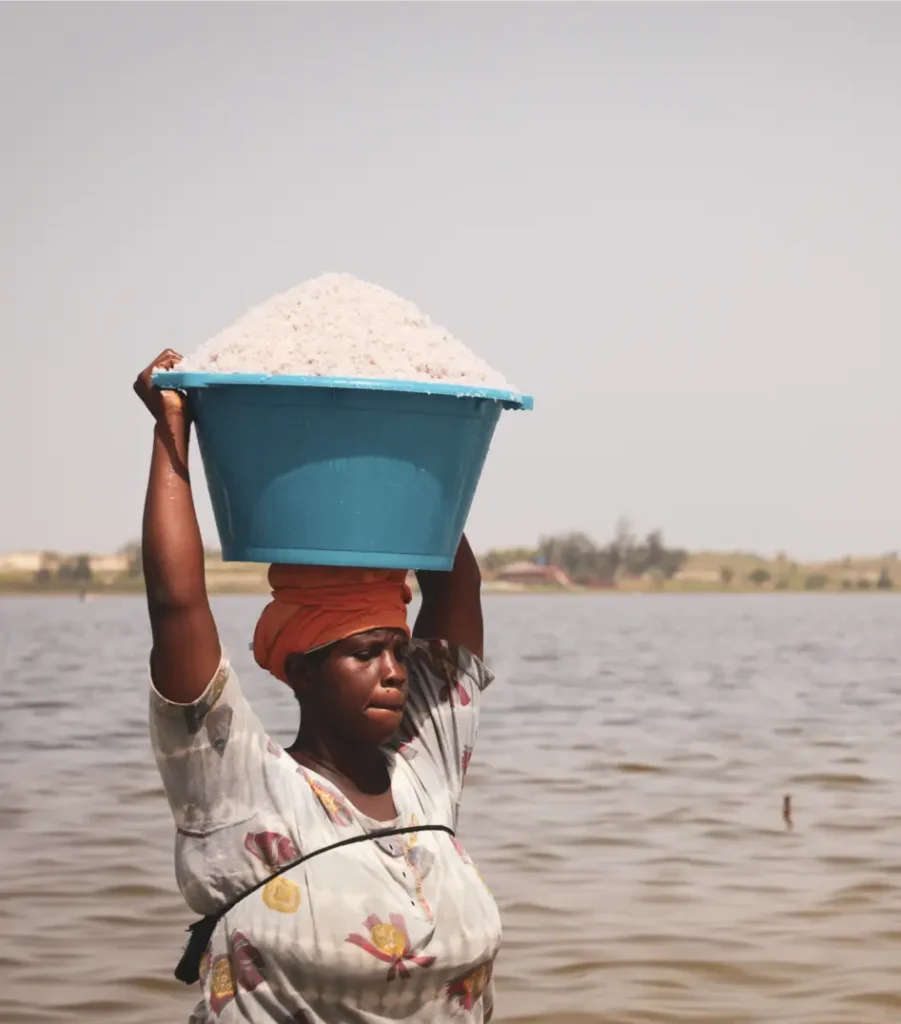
top-left (134, 350), bottom-right (221, 703)
top-left (414, 534), bottom-right (484, 660)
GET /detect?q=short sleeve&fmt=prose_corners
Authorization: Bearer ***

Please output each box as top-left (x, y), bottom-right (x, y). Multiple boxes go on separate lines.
top-left (149, 657), bottom-right (273, 837)
top-left (395, 639), bottom-right (494, 811)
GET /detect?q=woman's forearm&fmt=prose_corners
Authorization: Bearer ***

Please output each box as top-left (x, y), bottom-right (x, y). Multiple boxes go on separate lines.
top-left (142, 408), bottom-right (221, 701)
top-left (414, 535), bottom-right (484, 658)
top-left (142, 411), bottom-right (207, 610)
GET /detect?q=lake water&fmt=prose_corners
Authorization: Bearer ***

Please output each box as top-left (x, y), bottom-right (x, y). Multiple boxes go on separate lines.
top-left (2, 593), bottom-right (900, 1023)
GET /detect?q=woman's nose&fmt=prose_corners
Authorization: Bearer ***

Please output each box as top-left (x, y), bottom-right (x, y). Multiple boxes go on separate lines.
top-left (381, 651), bottom-right (407, 685)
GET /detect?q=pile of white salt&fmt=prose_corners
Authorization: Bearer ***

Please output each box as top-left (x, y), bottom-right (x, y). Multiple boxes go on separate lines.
top-left (177, 273), bottom-right (509, 389)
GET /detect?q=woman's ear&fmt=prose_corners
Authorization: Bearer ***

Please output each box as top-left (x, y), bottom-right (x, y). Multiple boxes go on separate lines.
top-left (284, 652), bottom-right (312, 698)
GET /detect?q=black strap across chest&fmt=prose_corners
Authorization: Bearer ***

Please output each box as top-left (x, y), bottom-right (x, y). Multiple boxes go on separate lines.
top-left (175, 823), bottom-right (455, 984)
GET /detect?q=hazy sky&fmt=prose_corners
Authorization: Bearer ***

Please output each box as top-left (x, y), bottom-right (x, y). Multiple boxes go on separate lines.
top-left (2, 3), bottom-right (899, 561)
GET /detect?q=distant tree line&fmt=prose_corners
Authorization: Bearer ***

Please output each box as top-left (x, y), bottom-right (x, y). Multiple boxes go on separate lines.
top-left (483, 520), bottom-right (688, 585)
top-left (540, 522), bottom-right (688, 584)
top-left (726, 565), bottom-right (894, 591)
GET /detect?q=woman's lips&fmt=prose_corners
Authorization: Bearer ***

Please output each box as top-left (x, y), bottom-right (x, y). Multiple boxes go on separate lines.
top-left (368, 695), bottom-right (406, 712)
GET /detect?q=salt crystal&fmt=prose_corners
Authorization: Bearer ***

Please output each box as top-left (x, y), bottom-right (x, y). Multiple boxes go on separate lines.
top-left (177, 273), bottom-right (510, 389)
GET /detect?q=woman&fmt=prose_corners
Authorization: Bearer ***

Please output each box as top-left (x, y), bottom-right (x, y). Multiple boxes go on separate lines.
top-left (135, 351), bottom-right (501, 1024)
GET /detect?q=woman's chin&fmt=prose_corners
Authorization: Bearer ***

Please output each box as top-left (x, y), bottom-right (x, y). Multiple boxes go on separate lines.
top-left (363, 706), bottom-right (405, 740)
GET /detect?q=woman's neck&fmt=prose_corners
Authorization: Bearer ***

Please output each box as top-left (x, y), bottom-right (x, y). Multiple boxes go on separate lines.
top-left (291, 723), bottom-right (390, 796)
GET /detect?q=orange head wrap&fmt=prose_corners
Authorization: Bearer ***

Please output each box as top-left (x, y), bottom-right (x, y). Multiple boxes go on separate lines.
top-left (253, 564), bottom-right (412, 684)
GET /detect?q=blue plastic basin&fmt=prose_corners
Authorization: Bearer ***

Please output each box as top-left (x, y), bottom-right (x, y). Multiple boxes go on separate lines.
top-left (152, 372), bottom-right (532, 570)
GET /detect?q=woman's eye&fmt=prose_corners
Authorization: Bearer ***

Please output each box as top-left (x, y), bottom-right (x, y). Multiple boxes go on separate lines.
top-left (353, 646), bottom-right (383, 662)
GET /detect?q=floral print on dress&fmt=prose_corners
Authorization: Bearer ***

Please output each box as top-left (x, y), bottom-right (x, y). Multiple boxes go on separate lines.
top-left (450, 837), bottom-right (471, 864)
top-left (403, 814), bottom-right (436, 921)
top-left (448, 838), bottom-right (491, 894)
top-left (391, 717), bottom-right (420, 760)
top-left (244, 830), bottom-right (299, 869)
top-left (373, 815), bottom-right (436, 920)
top-left (428, 640), bottom-right (471, 707)
top-left (298, 768), bottom-right (355, 826)
top-left (395, 740), bottom-right (418, 761)
top-left (199, 949), bottom-right (212, 987)
top-left (208, 954), bottom-right (236, 1016)
top-left (244, 831), bottom-right (302, 914)
top-left (346, 913), bottom-right (436, 980)
top-left (446, 960), bottom-right (493, 1011)
top-left (461, 746), bottom-right (473, 780)
top-left (231, 931), bottom-right (266, 991)
top-left (406, 842), bottom-right (435, 880)
top-left (262, 875), bottom-right (302, 914)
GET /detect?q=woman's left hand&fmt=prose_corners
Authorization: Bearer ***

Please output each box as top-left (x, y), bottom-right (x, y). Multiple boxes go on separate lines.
top-left (134, 349), bottom-right (190, 424)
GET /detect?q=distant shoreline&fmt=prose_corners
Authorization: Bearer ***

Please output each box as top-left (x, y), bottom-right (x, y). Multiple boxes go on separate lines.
top-left (2, 547), bottom-right (897, 597)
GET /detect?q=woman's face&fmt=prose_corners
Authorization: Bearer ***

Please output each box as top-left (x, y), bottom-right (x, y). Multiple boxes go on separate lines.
top-left (290, 628), bottom-right (410, 745)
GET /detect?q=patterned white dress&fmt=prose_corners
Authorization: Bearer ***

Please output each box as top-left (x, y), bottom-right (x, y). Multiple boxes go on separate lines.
top-left (150, 639), bottom-right (502, 1023)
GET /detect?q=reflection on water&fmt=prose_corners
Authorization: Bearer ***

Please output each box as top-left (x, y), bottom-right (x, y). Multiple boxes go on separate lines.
top-left (2, 594), bottom-right (900, 1023)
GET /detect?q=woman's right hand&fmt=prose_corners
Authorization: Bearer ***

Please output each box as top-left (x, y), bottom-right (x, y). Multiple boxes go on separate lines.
top-left (134, 349), bottom-right (189, 423)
